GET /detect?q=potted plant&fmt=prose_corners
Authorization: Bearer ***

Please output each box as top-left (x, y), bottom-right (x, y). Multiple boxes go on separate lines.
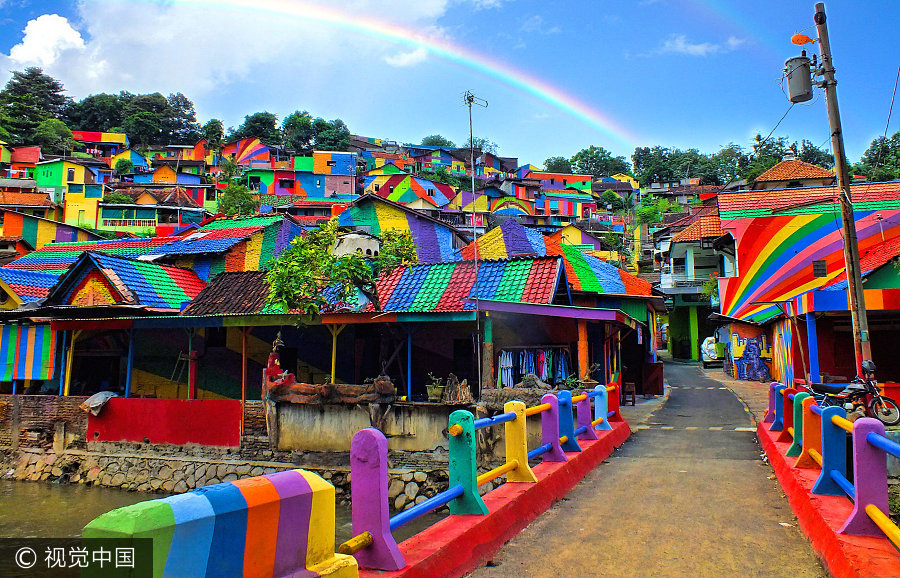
top-left (426, 372), bottom-right (445, 402)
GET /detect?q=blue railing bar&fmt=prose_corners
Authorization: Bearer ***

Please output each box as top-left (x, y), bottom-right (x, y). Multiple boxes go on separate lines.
top-left (607, 410), bottom-right (616, 418)
top-left (473, 411), bottom-right (517, 430)
top-left (810, 404), bottom-right (822, 416)
top-left (866, 432), bottom-right (900, 460)
top-left (527, 443), bottom-right (552, 460)
top-left (788, 393), bottom-right (795, 401)
top-left (829, 469), bottom-right (855, 499)
top-left (574, 425), bottom-right (587, 437)
top-left (389, 484), bottom-right (464, 531)
top-left (586, 390), bottom-right (603, 398)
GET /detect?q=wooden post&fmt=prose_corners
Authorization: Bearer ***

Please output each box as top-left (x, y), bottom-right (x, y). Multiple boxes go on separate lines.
top-left (328, 324), bottom-right (346, 384)
top-left (124, 329), bottom-right (135, 398)
top-left (241, 327), bottom-right (248, 436)
top-left (63, 330), bottom-right (82, 396)
top-left (577, 318), bottom-right (589, 380)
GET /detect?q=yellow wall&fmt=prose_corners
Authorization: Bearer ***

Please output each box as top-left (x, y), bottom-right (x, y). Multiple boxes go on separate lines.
top-left (612, 173), bottom-right (639, 189)
top-left (153, 165), bottom-right (177, 184)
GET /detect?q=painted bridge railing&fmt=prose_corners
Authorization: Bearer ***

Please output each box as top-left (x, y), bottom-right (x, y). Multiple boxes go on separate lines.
top-left (81, 384), bottom-right (622, 577)
top-left (338, 384), bottom-right (622, 571)
top-left (766, 382), bottom-right (900, 549)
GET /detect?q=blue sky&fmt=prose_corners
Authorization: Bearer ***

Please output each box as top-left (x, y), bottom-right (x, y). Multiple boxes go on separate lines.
top-left (1, 0), bottom-right (897, 168)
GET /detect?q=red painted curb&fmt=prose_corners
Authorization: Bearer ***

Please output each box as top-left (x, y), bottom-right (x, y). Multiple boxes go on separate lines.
top-left (758, 423), bottom-right (900, 577)
top-left (361, 421), bottom-right (631, 578)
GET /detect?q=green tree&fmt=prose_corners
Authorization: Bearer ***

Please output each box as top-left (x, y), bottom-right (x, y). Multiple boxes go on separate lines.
top-left (798, 139), bottom-right (834, 168)
top-left (0, 68), bottom-right (70, 143)
top-left (600, 189), bottom-right (623, 211)
top-left (854, 132), bottom-right (900, 182)
top-left (421, 134), bottom-right (455, 147)
top-left (201, 118), bottom-right (224, 153)
top-left (471, 137), bottom-right (498, 155)
top-left (114, 158), bottom-right (134, 175)
top-left (166, 92), bottom-right (201, 142)
top-left (265, 219), bottom-right (418, 314)
top-left (32, 118), bottom-right (74, 154)
top-left (219, 157), bottom-right (240, 182)
top-left (122, 111), bottom-right (162, 149)
top-left (230, 111), bottom-right (281, 145)
top-left (103, 191), bottom-right (134, 204)
top-left (543, 156), bottom-right (572, 173)
top-left (64, 93), bottom-right (124, 131)
top-left (313, 118), bottom-right (351, 151)
top-left (217, 183), bottom-right (258, 216)
top-left (282, 110), bottom-right (315, 151)
top-left (742, 134), bottom-right (791, 184)
top-left (710, 143), bottom-right (749, 184)
top-left (571, 145), bottom-right (629, 178)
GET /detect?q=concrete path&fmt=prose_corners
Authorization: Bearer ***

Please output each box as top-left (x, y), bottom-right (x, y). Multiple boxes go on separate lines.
top-left (471, 362), bottom-right (827, 577)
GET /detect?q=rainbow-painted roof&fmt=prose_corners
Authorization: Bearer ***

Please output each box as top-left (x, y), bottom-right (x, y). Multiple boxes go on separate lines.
top-left (362, 257), bottom-right (563, 313)
top-left (364, 174), bottom-right (454, 208)
top-left (6, 214), bottom-right (302, 277)
top-left (49, 252), bottom-right (205, 310)
top-left (0, 267), bottom-right (57, 302)
top-left (461, 219), bottom-right (652, 296)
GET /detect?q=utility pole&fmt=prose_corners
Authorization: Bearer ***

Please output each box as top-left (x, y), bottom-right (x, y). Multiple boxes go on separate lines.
top-left (813, 2), bottom-right (872, 374)
top-left (464, 91), bottom-right (488, 393)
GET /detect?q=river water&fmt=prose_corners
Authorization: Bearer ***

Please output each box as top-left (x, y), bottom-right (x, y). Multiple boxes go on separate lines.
top-left (0, 479), bottom-right (441, 546)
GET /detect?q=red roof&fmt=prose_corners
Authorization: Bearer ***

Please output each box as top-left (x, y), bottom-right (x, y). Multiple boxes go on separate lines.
top-left (755, 159), bottom-right (834, 182)
top-left (824, 235), bottom-right (900, 288)
top-left (0, 192), bottom-right (55, 207)
top-left (10, 146), bottom-right (41, 164)
top-left (671, 203), bottom-right (723, 242)
top-left (718, 182), bottom-right (900, 214)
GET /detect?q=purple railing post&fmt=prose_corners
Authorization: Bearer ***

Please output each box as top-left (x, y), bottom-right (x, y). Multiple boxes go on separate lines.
top-left (776, 388), bottom-right (797, 442)
top-left (575, 393), bottom-right (599, 441)
top-left (839, 418), bottom-right (889, 537)
top-left (540, 393), bottom-right (567, 462)
top-left (349, 428), bottom-right (405, 571)
top-left (771, 384), bottom-right (786, 431)
top-left (765, 381), bottom-right (780, 423)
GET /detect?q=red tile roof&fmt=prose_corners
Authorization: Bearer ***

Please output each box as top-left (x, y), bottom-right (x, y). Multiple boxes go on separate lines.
top-left (10, 147), bottom-right (41, 164)
top-left (824, 235), bottom-right (900, 288)
top-left (0, 191), bottom-right (55, 207)
top-left (755, 159), bottom-right (834, 182)
top-left (717, 181), bottom-right (900, 214)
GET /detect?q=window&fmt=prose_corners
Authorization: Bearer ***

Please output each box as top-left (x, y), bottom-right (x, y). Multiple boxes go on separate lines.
top-left (812, 260), bottom-right (827, 277)
top-left (205, 188), bottom-right (217, 201)
top-left (278, 179), bottom-right (295, 189)
top-left (67, 168), bottom-right (75, 182)
top-left (326, 160), bottom-right (336, 167)
top-left (374, 184), bottom-right (380, 192)
top-left (316, 179), bottom-right (322, 187)
top-left (427, 189), bottom-right (434, 196)
top-left (389, 186), bottom-right (394, 193)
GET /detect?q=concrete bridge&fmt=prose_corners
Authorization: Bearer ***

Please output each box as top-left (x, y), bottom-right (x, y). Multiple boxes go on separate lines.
top-left (82, 362), bottom-right (900, 577)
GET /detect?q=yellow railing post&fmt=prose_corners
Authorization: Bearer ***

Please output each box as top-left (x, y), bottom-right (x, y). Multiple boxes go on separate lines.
top-left (503, 401), bottom-right (538, 483)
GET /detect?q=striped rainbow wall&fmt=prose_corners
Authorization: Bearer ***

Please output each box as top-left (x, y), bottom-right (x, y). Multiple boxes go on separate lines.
top-left (771, 318), bottom-right (794, 384)
top-left (82, 469), bottom-right (357, 578)
top-left (718, 195), bottom-right (900, 322)
top-left (0, 324), bottom-right (57, 380)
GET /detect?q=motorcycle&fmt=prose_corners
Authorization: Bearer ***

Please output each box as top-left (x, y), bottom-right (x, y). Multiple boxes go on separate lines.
top-left (807, 360), bottom-right (900, 426)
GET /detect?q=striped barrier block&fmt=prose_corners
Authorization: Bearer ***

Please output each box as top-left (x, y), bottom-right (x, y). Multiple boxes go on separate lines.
top-left (83, 469), bottom-right (358, 578)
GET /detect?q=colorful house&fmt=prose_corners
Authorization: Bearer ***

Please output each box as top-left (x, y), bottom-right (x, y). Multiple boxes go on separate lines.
top-left (5, 213), bottom-right (304, 281)
top-left (222, 138), bottom-right (272, 167)
top-left (752, 158), bottom-right (835, 190)
top-left (97, 187), bottom-right (208, 236)
top-left (363, 174), bottom-right (454, 209)
top-left (715, 181), bottom-right (900, 382)
top-left (525, 171), bottom-right (593, 192)
top-left (533, 190), bottom-right (597, 226)
top-left (337, 195), bottom-right (466, 263)
top-left (71, 131), bottom-right (129, 158)
top-left (109, 149), bottom-right (149, 171)
top-left (0, 210), bottom-right (99, 253)
top-left (0, 191), bottom-right (59, 220)
top-left (9, 146), bottom-right (41, 179)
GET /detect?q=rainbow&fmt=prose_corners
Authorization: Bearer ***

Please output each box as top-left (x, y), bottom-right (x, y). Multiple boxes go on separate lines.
top-left (118, 0), bottom-right (640, 147)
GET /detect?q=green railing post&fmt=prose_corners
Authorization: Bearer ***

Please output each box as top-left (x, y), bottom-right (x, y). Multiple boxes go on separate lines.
top-left (448, 410), bottom-right (488, 515)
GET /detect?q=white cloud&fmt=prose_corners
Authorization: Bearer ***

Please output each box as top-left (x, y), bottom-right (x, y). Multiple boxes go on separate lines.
top-left (520, 15), bottom-right (560, 35)
top-left (8, 14), bottom-right (85, 67)
top-left (384, 46), bottom-right (428, 67)
top-left (466, 0), bottom-right (506, 9)
top-left (659, 33), bottom-right (745, 57)
top-left (0, 0), bottom-right (454, 98)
